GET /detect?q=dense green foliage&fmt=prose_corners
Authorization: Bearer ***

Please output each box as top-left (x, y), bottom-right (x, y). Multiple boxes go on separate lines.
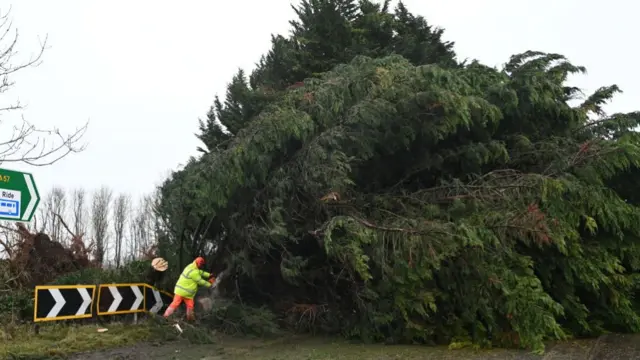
top-left (47, 260), bottom-right (153, 285)
top-left (0, 261), bottom-right (32, 322)
top-left (156, 0), bottom-right (640, 352)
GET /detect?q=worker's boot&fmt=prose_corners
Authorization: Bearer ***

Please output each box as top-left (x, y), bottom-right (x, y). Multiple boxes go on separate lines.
top-left (163, 306), bottom-right (176, 319)
top-left (186, 308), bottom-right (195, 321)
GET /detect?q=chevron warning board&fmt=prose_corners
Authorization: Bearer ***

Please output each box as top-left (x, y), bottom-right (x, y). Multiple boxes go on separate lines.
top-left (34, 285), bottom-right (95, 322)
top-left (97, 283), bottom-right (145, 315)
top-left (144, 285), bottom-right (173, 315)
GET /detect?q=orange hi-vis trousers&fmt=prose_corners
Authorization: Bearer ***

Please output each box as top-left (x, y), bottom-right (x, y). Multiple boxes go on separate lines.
top-left (163, 294), bottom-right (195, 319)
top-left (169, 294), bottom-right (194, 310)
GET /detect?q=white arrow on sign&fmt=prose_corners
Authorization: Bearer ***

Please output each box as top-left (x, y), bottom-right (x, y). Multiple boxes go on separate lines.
top-left (47, 289), bottom-right (66, 318)
top-left (76, 288), bottom-right (92, 315)
top-left (149, 289), bottom-right (163, 314)
top-left (131, 286), bottom-right (143, 310)
top-left (108, 286), bottom-right (123, 313)
top-left (21, 173), bottom-right (39, 221)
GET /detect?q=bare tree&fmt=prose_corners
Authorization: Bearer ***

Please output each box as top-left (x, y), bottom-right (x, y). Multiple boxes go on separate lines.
top-left (35, 196), bottom-right (50, 233)
top-left (45, 186), bottom-right (67, 244)
top-left (127, 192), bottom-right (161, 261)
top-left (35, 187), bottom-right (67, 238)
top-left (112, 193), bottom-right (130, 268)
top-left (0, 220), bottom-right (17, 258)
top-left (71, 187), bottom-right (87, 237)
top-left (30, 212), bottom-right (41, 233)
top-left (91, 186), bottom-right (112, 266)
top-left (129, 198), bottom-right (147, 260)
top-left (127, 209), bottom-right (138, 261)
top-left (0, 6), bottom-right (88, 166)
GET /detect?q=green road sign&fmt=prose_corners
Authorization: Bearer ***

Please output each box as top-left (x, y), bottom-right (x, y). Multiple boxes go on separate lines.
top-left (0, 168), bottom-right (40, 222)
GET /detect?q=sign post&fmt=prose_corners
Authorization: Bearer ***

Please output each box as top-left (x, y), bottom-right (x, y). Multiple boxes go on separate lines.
top-left (0, 168), bottom-right (40, 222)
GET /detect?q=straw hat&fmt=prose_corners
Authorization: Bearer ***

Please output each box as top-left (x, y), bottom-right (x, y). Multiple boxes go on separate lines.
top-left (151, 257), bottom-right (168, 272)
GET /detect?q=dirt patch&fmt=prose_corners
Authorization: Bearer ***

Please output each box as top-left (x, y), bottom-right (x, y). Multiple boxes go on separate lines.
top-left (68, 334), bottom-right (640, 360)
top-left (68, 341), bottom-right (222, 360)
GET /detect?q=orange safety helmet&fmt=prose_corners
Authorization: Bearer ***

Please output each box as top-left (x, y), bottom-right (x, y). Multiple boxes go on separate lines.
top-left (195, 257), bottom-right (205, 268)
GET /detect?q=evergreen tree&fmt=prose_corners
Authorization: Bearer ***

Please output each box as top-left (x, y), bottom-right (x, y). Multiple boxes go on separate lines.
top-left (391, 2), bottom-right (457, 67)
top-left (197, 69), bottom-right (256, 153)
top-left (196, 1), bottom-right (457, 154)
top-left (196, 103), bottom-right (229, 154)
top-left (158, 0), bottom-right (640, 353)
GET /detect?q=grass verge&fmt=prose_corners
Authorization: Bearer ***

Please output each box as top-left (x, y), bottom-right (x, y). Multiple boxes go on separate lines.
top-left (0, 320), bottom-right (512, 360)
top-left (0, 320), bottom-right (174, 360)
top-left (0, 320), bottom-right (612, 360)
top-left (212, 336), bottom-right (531, 360)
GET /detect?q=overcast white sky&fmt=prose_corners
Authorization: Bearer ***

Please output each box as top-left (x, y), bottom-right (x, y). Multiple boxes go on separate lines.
top-left (2, 0), bottom-right (637, 199)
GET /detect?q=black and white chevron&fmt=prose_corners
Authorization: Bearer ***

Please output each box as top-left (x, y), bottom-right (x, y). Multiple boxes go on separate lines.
top-left (34, 286), bottom-right (94, 322)
top-left (144, 286), bottom-right (173, 314)
top-left (98, 285), bottom-right (144, 315)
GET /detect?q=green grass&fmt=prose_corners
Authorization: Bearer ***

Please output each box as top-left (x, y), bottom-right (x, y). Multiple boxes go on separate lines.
top-left (0, 322), bottom-right (160, 359)
top-left (213, 337), bottom-right (525, 360)
top-left (0, 321), bottom-right (615, 360)
top-left (0, 321), bottom-right (510, 360)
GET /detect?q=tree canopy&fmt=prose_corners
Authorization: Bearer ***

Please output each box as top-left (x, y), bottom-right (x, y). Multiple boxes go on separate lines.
top-left (156, 0), bottom-right (640, 352)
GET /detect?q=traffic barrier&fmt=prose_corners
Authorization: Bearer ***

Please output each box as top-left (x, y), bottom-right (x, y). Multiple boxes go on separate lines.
top-left (144, 286), bottom-right (174, 315)
top-left (34, 285), bottom-right (95, 322)
top-left (96, 283), bottom-right (146, 316)
top-left (33, 283), bottom-right (173, 322)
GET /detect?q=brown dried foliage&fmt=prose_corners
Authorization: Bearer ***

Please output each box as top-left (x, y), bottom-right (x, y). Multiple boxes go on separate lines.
top-left (0, 216), bottom-right (97, 289)
top-left (286, 303), bottom-right (329, 332)
top-left (140, 243), bottom-right (158, 260)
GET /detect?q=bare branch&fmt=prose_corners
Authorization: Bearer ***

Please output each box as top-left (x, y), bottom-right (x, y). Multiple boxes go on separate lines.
top-left (53, 212), bottom-right (75, 238)
top-left (91, 186), bottom-right (112, 266)
top-left (0, 7), bottom-right (88, 166)
top-left (0, 222), bottom-right (18, 257)
top-left (69, 187), bottom-right (87, 236)
top-left (41, 187), bottom-right (67, 244)
top-left (112, 193), bottom-right (130, 268)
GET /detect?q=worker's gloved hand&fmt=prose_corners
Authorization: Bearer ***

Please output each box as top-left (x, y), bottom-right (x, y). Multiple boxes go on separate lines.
top-left (208, 277), bottom-right (216, 286)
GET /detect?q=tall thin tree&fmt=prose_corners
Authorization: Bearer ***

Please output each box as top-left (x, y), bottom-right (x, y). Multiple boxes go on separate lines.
top-left (91, 186), bottom-right (112, 266)
top-left (112, 193), bottom-right (130, 268)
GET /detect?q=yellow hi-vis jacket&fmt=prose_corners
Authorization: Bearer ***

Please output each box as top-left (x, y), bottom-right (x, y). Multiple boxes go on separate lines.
top-left (174, 261), bottom-right (212, 299)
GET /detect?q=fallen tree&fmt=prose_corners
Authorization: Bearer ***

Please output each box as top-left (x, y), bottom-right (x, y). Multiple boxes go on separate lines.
top-left (160, 52), bottom-right (640, 352)
top-left (156, 0), bottom-right (640, 353)
top-left (0, 217), bottom-right (94, 288)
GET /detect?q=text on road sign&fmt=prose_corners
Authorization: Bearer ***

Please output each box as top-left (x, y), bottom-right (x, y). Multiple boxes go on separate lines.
top-left (0, 168), bottom-right (40, 222)
top-left (0, 189), bottom-right (21, 218)
top-left (1, 190), bottom-right (18, 199)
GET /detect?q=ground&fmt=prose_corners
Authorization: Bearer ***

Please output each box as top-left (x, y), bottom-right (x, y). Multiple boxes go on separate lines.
top-left (66, 335), bottom-right (640, 360)
top-left (3, 322), bottom-right (640, 360)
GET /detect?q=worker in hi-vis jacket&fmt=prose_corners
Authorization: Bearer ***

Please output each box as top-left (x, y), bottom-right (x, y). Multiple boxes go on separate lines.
top-left (163, 256), bottom-right (214, 321)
